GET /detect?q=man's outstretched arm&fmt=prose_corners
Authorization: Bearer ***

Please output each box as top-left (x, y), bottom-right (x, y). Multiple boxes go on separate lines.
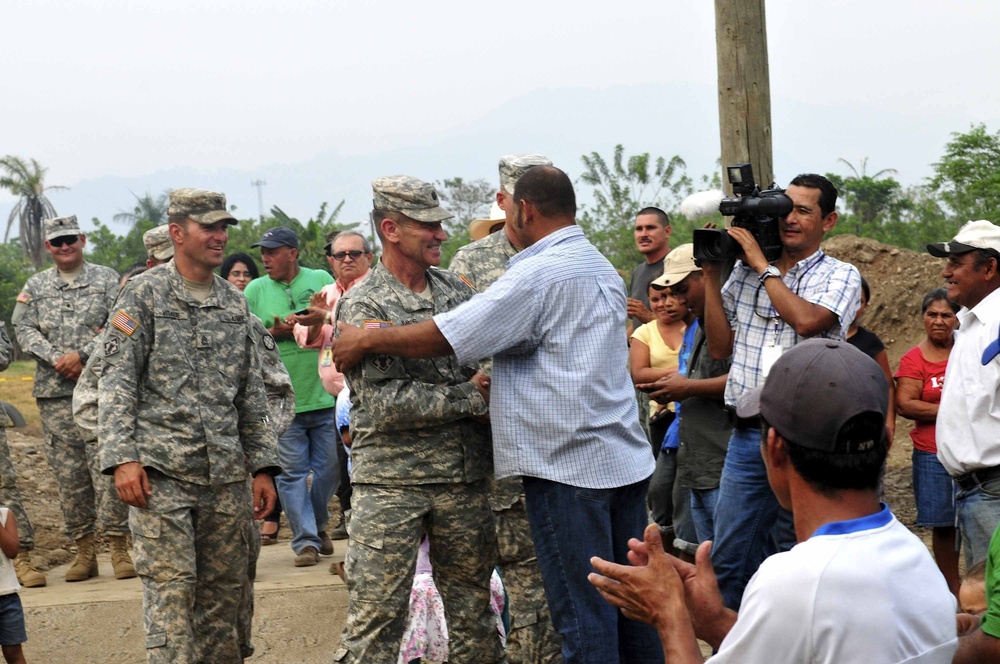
top-left (333, 319), bottom-right (454, 371)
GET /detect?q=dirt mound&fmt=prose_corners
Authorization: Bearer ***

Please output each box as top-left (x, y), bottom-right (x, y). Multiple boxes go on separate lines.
top-left (823, 234), bottom-right (949, 532)
top-left (823, 234), bottom-right (947, 361)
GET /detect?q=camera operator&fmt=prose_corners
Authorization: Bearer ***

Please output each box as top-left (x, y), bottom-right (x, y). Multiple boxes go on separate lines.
top-left (701, 173), bottom-right (863, 611)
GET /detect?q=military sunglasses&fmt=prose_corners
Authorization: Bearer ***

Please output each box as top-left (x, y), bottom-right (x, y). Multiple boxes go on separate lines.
top-left (49, 236), bottom-right (79, 248)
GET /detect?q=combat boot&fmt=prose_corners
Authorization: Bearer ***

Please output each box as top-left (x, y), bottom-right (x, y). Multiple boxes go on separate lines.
top-left (13, 551), bottom-right (46, 588)
top-left (65, 532), bottom-right (99, 582)
top-left (109, 535), bottom-right (137, 580)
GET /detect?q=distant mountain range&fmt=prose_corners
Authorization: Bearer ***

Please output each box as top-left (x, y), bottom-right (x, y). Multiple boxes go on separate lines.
top-left (2, 81), bottom-right (989, 237)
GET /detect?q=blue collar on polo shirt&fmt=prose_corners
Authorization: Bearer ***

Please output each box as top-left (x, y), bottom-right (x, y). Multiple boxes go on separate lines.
top-left (812, 503), bottom-right (892, 538)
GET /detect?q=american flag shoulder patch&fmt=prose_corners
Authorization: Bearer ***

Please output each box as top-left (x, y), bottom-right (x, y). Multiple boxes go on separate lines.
top-left (363, 319), bottom-right (393, 330)
top-left (111, 310), bottom-right (140, 336)
top-left (16, 292), bottom-right (30, 304)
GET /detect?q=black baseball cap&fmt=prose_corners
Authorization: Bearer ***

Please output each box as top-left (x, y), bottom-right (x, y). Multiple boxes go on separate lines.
top-left (736, 339), bottom-right (887, 453)
top-left (251, 226), bottom-right (299, 250)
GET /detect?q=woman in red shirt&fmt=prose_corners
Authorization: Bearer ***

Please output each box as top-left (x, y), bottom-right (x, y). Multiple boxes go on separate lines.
top-left (895, 288), bottom-right (961, 596)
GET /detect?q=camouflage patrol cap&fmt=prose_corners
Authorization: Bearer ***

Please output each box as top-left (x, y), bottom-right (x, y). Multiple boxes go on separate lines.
top-left (499, 154), bottom-right (553, 195)
top-left (142, 225), bottom-right (174, 261)
top-left (44, 215), bottom-right (82, 242)
top-left (168, 188), bottom-right (238, 225)
top-left (372, 176), bottom-right (453, 224)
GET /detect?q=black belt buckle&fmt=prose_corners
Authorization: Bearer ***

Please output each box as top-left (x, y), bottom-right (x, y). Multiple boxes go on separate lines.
top-left (726, 407), bottom-right (762, 431)
top-left (955, 466), bottom-right (1000, 491)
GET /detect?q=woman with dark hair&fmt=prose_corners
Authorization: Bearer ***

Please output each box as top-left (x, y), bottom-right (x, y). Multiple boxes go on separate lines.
top-left (221, 252), bottom-right (259, 292)
top-left (895, 288), bottom-right (961, 597)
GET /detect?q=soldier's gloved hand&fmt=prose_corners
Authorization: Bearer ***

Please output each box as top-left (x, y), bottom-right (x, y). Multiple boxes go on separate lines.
top-left (114, 462), bottom-right (152, 508)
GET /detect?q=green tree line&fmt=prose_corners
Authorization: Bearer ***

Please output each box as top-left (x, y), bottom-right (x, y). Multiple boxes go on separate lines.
top-left (2, 123), bottom-right (999, 331)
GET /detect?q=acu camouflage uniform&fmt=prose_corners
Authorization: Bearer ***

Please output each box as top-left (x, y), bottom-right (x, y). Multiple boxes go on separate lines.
top-left (13, 260), bottom-right (124, 541)
top-left (0, 323), bottom-right (35, 550)
top-left (333, 260), bottom-right (502, 664)
top-left (94, 260), bottom-right (279, 664)
top-left (450, 230), bottom-right (563, 663)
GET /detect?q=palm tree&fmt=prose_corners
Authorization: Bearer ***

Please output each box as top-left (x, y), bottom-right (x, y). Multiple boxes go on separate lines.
top-left (833, 158), bottom-right (901, 235)
top-left (0, 156), bottom-right (66, 268)
top-left (113, 191), bottom-right (169, 227)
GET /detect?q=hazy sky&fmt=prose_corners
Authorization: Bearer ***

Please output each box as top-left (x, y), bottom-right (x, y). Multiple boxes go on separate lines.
top-left (3, 0), bottom-right (998, 208)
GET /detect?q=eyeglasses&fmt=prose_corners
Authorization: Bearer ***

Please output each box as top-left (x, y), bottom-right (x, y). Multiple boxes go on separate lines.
top-left (327, 250), bottom-right (366, 261)
top-left (50, 236), bottom-right (79, 248)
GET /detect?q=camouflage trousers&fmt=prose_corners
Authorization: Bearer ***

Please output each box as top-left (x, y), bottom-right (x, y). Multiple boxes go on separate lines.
top-left (37, 396), bottom-right (128, 540)
top-left (494, 491), bottom-right (563, 664)
top-left (130, 472), bottom-right (250, 664)
top-left (237, 478), bottom-right (262, 660)
top-left (334, 480), bottom-right (504, 663)
top-left (0, 428), bottom-right (35, 550)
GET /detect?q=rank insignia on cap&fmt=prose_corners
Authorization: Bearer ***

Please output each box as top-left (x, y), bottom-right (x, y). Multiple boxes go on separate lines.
top-left (363, 320), bottom-right (393, 329)
top-left (111, 310), bottom-right (140, 336)
top-left (16, 292), bottom-right (30, 304)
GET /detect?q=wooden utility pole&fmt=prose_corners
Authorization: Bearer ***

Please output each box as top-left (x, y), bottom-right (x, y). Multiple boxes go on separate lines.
top-left (715, 0), bottom-right (775, 192)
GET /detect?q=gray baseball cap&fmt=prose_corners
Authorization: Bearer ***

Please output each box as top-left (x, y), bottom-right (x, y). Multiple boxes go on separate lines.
top-left (372, 175), bottom-right (453, 223)
top-left (736, 339), bottom-right (888, 453)
top-left (499, 154), bottom-right (553, 195)
top-left (44, 215), bottom-right (81, 242)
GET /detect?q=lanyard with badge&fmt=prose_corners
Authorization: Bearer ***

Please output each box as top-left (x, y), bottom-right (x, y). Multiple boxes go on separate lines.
top-left (753, 255), bottom-right (824, 377)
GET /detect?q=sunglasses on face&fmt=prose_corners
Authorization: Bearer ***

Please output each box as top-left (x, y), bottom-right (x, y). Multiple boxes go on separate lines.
top-left (327, 250), bottom-right (366, 261)
top-left (49, 236), bottom-right (79, 248)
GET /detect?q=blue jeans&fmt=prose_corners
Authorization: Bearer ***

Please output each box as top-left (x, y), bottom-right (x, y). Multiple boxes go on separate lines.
top-left (522, 476), bottom-right (664, 664)
top-left (711, 427), bottom-right (795, 610)
top-left (276, 408), bottom-right (338, 554)
top-left (690, 486), bottom-right (721, 546)
top-left (956, 477), bottom-right (1000, 567)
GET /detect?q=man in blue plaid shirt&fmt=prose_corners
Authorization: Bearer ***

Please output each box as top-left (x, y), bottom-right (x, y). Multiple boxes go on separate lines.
top-left (701, 173), bottom-right (862, 611)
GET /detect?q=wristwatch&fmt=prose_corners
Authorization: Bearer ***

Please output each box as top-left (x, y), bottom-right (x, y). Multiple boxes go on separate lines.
top-left (758, 265), bottom-right (781, 285)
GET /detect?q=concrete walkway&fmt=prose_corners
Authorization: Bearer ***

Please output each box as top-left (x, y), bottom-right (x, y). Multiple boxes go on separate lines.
top-left (20, 539), bottom-right (349, 663)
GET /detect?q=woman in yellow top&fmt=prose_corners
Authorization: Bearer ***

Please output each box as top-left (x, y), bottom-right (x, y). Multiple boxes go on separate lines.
top-left (630, 285), bottom-right (687, 448)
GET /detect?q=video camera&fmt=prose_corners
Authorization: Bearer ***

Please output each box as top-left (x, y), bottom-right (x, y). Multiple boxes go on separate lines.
top-left (692, 163), bottom-right (791, 264)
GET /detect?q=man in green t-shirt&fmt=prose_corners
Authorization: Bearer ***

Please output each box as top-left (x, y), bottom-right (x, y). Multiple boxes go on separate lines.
top-left (244, 226), bottom-right (336, 567)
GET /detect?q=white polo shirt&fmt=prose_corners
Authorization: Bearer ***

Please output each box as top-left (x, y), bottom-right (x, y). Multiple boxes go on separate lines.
top-left (711, 506), bottom-right (957, 663)
top-left (936, 286), bottom-right (1000, 476)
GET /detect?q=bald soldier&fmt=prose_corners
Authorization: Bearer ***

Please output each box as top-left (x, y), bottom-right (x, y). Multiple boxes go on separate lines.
top-left (333, 176), bottom-right (502, 663)
top-left (94, 189), bottom-right (280, 664)
top-left (12, 215), bottom-right (131, 583)
top-left (449, 154), bottom-right (562, 663)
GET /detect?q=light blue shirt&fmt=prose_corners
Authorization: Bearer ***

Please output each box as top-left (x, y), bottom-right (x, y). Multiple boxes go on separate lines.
top-left (436, 225), bottom-right (655, 489)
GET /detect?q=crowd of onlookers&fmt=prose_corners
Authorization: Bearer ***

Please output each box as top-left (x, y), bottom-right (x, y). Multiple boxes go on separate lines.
top-left (0, 156), bottom-right (999, 663)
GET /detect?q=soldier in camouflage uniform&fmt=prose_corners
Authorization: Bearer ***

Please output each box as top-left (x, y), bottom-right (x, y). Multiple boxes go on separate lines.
top-left (333, 176), bottom-right (502, 663)
top-left (12, 215), bottom-right (130, 583)
top-left (0, 322), bottom-right (44, 587)
top-left (93, 189), bottom-right (280, 664)
top-left (449, 154), bottom-right (562, 664)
